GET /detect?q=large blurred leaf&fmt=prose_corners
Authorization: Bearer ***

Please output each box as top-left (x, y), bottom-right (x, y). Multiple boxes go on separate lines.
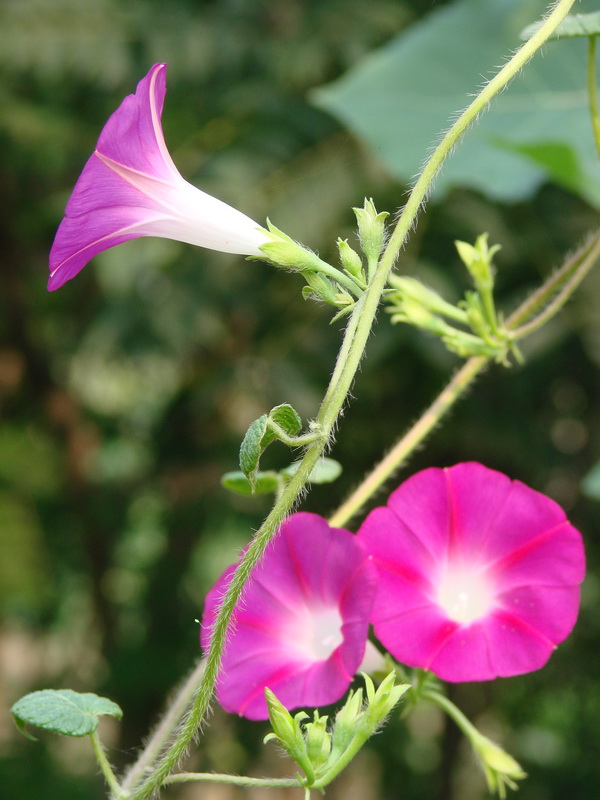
top-left (313, 0), bottom-right (600, 205)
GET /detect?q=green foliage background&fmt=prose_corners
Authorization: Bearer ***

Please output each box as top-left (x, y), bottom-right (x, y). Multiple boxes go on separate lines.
top-left (1, 1), bottom-right (600, 798)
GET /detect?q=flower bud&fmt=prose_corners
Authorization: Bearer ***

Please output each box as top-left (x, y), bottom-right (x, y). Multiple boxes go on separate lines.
top-left (337, 238), bottom-right (365, 282)
top-left (353, 198), bottom-right (389, 264)
top-left (305, 713), bottom-right (332, 770)
top-left (388, 276), bottom-right (468, 324)
top-left (472, 731), bottom-right (526, 798)
top-left (264, 688), bottom-right (305, 747)
top-left (455, 233), bottom-right (500, 293)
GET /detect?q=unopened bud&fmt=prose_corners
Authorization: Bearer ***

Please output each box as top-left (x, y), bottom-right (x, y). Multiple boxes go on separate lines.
top-left (353, 198), bottom-right (389, 264)
top-left (455, 233), bottom-right (500, 292)
top-left (389, 276), bottom-right (468, 324)
top-left (305, 713), bottom-right (332, 770)
top-left (472, 731), bottom-right (526, 798)
top-left (337, 238), bottom-right (365, 282)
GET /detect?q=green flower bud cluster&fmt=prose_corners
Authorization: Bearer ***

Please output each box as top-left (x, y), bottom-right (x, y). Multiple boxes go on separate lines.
top-left (264, 672), bottom-right (409, 790)
top-left (255, 200), bottom-right (390, 319)
top-left (386, 233), bottom-right (522, 365)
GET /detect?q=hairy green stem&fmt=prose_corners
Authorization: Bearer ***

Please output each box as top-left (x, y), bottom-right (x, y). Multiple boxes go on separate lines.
top-left (121, 659), bottom-right (207, 793)
top-left (421, 689), bottom-right (480, 742)
top-left (588, 36), bottom-right (600, 160)
top-left (511, 231), bottom-right (600, 339)
top-left (330, 229), bottom-right (600, 527)
top-left (163, 772), bottom-right (301, 788)
top-left (127, 294), bottom-right (369, 800)
top-left (90, 731), bottom-right (124, 800)
top-left (126, 4), bottom-right (576, 797)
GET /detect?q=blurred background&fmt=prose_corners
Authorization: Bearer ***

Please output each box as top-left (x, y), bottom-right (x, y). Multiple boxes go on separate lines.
top-left (1, 0), bottom-right (600, 798)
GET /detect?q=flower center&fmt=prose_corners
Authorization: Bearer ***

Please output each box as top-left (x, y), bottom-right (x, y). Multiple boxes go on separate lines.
top-left (436, 565), bottom-right (494, 624)
top-left (288, 604), bottom-right (344, 662)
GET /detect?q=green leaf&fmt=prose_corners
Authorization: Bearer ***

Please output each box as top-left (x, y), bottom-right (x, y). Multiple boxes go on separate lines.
top-left (312, 0), bottom-right (600, 206)
top-left (239, 404), bottom-right (303, 490)
top-left (221, 470), bottom-right (280, 496)
top-left (239, 414), bottom-right (269, 484)
top-left (493, 139), bottom-right (599, 199)
top-left (522, 11), bottom-right (600, 41)
top-left (282, 457), bottom-right (343, 485)
top-left (268, 403), bottom-right (303, 440)
top-left (11, 690), bottom-right (122, 739)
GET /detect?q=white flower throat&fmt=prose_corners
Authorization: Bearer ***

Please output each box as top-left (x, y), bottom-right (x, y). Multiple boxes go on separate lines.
top-left (289, 604), bottom-right (344, 661)
top-left (437, 563), bottom-right (494, 624)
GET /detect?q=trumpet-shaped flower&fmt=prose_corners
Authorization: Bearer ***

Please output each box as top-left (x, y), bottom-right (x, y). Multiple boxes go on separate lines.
top-left (48, 63), bottom-right (268, 290)
top-left (201, 512), bottom-right (378, 720)
top-left (357, 462), bottom-right (585, 682)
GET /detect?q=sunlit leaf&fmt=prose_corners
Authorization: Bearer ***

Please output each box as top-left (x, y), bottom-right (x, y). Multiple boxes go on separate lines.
top-left (221, 470), bottom-right (281, 496)
top-left (11, 690), bottom-right (122, 739)
top-left (282, 457), bottom-right (343, 484)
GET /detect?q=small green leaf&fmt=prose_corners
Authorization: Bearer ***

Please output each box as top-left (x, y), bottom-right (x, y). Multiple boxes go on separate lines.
top-left (282, 457), bottom-right (343, 485)
top-left (521, 12), bottom-right (600, 41)
top-left (11, 690), bottom-right (122, 739)
top-left (239, 415), bottom-right (269, 486)
top-left (221, 470), bottom-right (280, 496)
top-left (268, 404), bottom-right (303, 439)
top-left (239, 404), bottom-right (304, 490)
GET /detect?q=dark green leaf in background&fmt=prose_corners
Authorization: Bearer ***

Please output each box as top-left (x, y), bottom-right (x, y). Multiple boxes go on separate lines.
top-left (313, 0), bottom-right (600, 205)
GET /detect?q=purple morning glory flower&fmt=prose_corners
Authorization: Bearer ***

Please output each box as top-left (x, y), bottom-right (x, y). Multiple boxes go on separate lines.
top-left (48, 63), bottom-right (268, 290)
top-left (357, 462), bottom-right (585, 682)
top-left (201, 512), bottom-right (379, 720)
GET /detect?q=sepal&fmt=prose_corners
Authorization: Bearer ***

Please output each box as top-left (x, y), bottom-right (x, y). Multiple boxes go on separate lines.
top-left (353, 199), bottom-right (389, 268)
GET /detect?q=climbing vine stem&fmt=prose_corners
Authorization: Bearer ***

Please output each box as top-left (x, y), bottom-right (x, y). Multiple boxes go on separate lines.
top-left (126, 3), bottom-right (577, 797)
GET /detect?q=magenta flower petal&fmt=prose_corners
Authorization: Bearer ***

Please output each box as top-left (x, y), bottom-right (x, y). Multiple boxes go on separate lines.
top-left (201, 512), bottom-right (378, 720)
top-left (358, 462), bottom-right (585, 682)
top-left (49, 63), bottom-right (268, 290)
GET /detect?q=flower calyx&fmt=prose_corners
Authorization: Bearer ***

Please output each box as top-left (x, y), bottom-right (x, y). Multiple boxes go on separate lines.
top-left (257, 221), bottom-right (363, 313)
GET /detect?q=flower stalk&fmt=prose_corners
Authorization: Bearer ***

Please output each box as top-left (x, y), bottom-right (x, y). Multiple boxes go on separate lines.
top-left (90, 731), bottom-right (125, 800)
top-left (423, 690), bottom-right (526, 799)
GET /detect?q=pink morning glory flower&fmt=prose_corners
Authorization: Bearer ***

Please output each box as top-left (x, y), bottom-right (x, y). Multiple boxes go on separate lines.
top-left (201, 512), bottom-right (379, 720)
top-left (357, 462), bottom-right (585, 683)
top-left (48, 63), bottom-right (268, 291)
